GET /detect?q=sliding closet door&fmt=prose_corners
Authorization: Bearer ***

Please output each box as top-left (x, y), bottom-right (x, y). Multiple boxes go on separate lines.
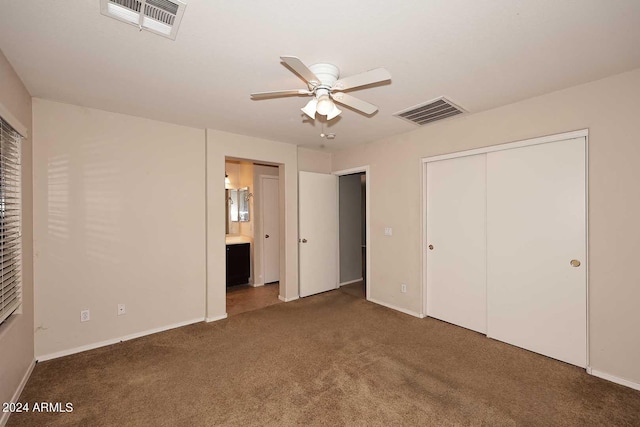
top-left (487, 137), bottom-right (586, 367)
top-left (426, 154), bottom-right (487, 334)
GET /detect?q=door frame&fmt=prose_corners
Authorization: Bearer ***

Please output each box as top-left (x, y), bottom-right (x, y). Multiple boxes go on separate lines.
top-left (421, 129), bottom-right (589, 367)
top-left (334, 166), bottom-right (371, 301)
top-left (259, 174), bottom-right (279, 286)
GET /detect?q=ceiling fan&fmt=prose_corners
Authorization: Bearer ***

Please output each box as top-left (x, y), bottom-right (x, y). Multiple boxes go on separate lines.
top-left (251, 56), bottom-right (391, 120)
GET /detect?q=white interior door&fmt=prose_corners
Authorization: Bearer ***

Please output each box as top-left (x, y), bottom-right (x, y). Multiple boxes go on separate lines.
top-left (487, 137), bottom-right (586, 367)
top-left (262, 176), bottom-right (279, 284)
top-left (299, 171), bottom-right (338, 297)
top-left (426, 154), bottom-right (487, 333)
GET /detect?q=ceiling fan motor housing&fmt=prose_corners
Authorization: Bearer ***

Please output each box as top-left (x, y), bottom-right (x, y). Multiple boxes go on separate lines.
top-left (308, 63), bottom-right (340, 90)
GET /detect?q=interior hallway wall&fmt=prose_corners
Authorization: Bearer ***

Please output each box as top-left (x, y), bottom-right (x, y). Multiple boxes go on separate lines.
top-left (361, 175), bottom-right (366, 247)
top-left (331, 68), bottom-right (640, 386)
top-left (339, 174), bottom-right (363, 283)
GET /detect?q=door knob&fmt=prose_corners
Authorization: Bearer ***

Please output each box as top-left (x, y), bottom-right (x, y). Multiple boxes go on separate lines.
top-left (570, 259), bottom-right (581, 267)
top-left (428, 244), bottom-right (434, 250)
top-left (265, 234), bottom-right (269, 238)
top-left (302, 238), bottom-right (308, 243)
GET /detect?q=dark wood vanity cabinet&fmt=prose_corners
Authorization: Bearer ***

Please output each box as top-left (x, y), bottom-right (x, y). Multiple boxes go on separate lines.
top-left (226, 243), bottom-right (250, 286)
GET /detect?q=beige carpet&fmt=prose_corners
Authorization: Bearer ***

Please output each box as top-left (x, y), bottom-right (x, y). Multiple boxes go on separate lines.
top-left (8, 290), bottom-right (640, 426)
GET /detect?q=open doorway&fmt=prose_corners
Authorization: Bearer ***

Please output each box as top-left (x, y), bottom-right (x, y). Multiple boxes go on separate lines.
top-left (225, 158), bottom-right (282, 316)
top-left (336, 167), bottom-right (370, 300)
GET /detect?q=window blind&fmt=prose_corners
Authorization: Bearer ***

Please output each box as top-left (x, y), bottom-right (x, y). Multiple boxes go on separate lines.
top-left (0, 116), bottom-right (21, 324)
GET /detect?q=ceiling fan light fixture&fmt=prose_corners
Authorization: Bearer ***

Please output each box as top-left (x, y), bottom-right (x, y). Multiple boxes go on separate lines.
top-left (301, 98), bottom-right (317, 119)
top-left (315, 95), bottom-right (334, 116)
top-left (327, 104), bottom-right (342, 120)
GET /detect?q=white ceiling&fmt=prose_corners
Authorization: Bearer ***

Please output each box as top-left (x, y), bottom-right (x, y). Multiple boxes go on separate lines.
top-left (1, 1), bottom-right (639, 151)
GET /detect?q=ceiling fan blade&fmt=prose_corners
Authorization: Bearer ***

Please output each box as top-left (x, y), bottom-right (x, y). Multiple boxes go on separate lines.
top-left (251, 89), bottom-right (312, 99)
top-left (331, 92), bottom-right (378, 115)
top-left (332, 68), bottom-right (391, 91)
top-left (280, 56), bottom-right (320, 86)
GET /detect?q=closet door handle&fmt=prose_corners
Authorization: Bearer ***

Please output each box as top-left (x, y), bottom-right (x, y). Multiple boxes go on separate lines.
top-left (265, 234), bottom-right (270, 238)
top-left (428, 244), bottom-right (434, 250)
top-left (570, 259), bottom-right (581, 267)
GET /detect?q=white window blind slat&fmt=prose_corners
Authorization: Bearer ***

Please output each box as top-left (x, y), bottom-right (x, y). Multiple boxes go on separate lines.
top-left (0, 116), bottom-right (22, 324)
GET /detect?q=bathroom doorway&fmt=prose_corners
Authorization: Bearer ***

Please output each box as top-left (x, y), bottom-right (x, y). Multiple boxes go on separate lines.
top-left (225, 158), bottom-right (282, 316)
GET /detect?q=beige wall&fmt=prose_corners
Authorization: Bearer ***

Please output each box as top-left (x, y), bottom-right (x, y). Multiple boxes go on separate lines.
top-left (206, 129), bottom-right (298, 318)
top-left (298, 147), bottom-right (332, 173)
top-left (33, 99), bottom-right (206, 358)
top-left (332, 68), bottom-right (640, 385)
top-left (0, 49), bottom-right (34, 416)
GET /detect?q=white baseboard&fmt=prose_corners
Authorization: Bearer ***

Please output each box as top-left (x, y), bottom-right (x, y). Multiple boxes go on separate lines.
top-left (587, 367), bottom-right (640, 391)
top-left (250, 282), bottom-right (265, 288)
top-left (205, 313), bottom-right (228, 323)
top-left (278, 295), bottom-right (299, 302)
top-left (368, 298), bottom-right (425, 319)
top-left (339, 278), bottom-right (363, 287)
top-left (37, 317), bottom-right (205, 362)
top-left (0, 359), bottom-right (35, 427)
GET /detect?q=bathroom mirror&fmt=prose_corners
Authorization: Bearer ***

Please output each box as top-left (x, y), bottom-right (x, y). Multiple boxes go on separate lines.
top-left (226, 187), bottom-right (249, 233)
top-left (238, 187), bottom-right (250, 222)
top-left (228, 189), bottom-right (239, 222)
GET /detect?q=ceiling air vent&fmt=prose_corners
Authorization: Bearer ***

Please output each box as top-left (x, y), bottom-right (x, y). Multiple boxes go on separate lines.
top-left (393, 97), bottom-right (466, 126)
top-left (100, 0), bottom-right (187, 40)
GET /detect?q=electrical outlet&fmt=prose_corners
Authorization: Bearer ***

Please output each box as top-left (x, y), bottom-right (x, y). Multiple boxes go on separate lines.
top-left (117, 304), bottom-right (126, 316)
top-left (384, 227), bottom-right (393, 236)
top-left (80, 309), bottom-right (90, 322)
top-left (401, 284), bottom-right (407, 293)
